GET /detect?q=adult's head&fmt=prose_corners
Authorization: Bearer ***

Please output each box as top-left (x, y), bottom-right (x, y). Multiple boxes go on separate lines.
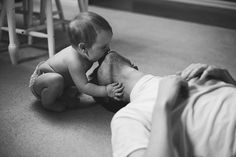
top-left (68, 11), bottom-right (113, 49)
top-left (94, 51), bottom-right (144, 112)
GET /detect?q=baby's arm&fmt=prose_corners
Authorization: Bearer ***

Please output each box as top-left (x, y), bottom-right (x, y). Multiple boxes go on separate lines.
top-left (69, 61), bottom-right (124, 100)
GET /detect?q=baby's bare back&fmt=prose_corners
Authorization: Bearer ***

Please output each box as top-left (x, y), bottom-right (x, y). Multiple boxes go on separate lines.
top-left (39, 46), bottom-right (88, 86)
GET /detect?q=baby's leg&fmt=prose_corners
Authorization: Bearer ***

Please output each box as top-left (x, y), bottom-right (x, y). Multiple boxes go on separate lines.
top-left (61, 86), bottom-right (81, 109)
top-left (33, 73), bottom-right (66, 112)
top-left (63, 86), bottom-right (80, 98)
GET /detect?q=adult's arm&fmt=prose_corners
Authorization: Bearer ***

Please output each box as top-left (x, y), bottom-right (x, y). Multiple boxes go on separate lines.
top-left (128, 107), bottom-right (175, 157)
top-left (129, 76), bottom-right (188, 157)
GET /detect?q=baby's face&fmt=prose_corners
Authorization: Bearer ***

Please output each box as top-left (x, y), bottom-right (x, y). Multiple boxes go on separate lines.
top-left (87, 30), bottom-right (112, 62)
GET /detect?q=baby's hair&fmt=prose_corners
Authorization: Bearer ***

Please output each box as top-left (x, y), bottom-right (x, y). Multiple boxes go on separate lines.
top-left (68, 12), bottom-right (113, 49)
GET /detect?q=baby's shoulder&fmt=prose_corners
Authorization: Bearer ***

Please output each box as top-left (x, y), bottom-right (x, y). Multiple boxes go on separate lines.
top-left (59, 45), bottom-right (73, 53)
top-left (68, 54), bottom-right (92, 71)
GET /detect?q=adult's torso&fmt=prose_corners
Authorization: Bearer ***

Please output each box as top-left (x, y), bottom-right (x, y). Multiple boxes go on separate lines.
top-left (112, 76), bottom-right (236, 157)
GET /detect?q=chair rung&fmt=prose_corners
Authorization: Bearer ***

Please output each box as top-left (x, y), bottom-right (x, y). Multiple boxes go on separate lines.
top-left (28, 20), bottom-right (67, 31)
top-left (52, 11), bottom-right (61, 15)
top-left (1, 27), bottom-right (48, 38)
top-left (1, 19), bottom-right (68, 38)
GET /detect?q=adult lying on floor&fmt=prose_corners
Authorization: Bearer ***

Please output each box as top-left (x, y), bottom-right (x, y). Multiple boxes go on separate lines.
top-left (94, 51), bottom-right (236, 157)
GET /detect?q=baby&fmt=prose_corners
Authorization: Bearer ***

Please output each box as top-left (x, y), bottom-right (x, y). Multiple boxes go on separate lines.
top-left (29, 12), bottom-right (124, 112)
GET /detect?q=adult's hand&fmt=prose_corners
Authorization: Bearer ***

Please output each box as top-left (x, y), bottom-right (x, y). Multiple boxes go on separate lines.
top-left (180, 63), bottom-right (236, 85)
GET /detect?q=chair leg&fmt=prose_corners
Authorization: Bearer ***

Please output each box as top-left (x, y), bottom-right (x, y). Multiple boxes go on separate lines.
top-left (0, 0), bottom-right (6, 40)
top-left (45, 0), bottom-right (55, 58)
top-left (55, 0), bottom-right (64, 20)
top-left (6, 0), bottom-right (19, 65)
top-left (40, 0), bottom-right (46, 24)
top-left (27, 0), bottom-right (33, 45)
top-left (22, 0), bottom-right (28, 28)
top-left (55, 0), bottom-right (66, 30)
top-left (78, 0), bottom-right (88, 12)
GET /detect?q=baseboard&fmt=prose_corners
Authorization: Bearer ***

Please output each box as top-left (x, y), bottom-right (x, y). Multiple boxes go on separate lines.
top-left (133, 0), bottom-right (236, 29)
top-left (166, 0), bottom-right (236, 10)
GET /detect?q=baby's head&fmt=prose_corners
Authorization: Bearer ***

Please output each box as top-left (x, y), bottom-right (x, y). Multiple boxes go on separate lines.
top-left (68, 12), bottom-right (113, 61)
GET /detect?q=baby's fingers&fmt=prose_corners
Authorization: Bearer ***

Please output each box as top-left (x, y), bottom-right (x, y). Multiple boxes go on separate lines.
top-left (111, 82), bottom-right (119, 87)
top-left (115, 83), bottom-right (124, 91)
top-left (115, 92), bottom-right (123, 97)
top-left (113, 82), bottom-right (123, 87)
top-left (112, 83), bottom-right (124, 91)
top-left (114, 86), bottom-right (124, 99)
top-left (113, 95), bottom-right (123, 101)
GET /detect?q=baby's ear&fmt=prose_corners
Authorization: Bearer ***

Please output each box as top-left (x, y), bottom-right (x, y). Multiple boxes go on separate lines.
top-left (78, 42), bottom-right (86, 50)
top-left (78, 43), bottom-right (89, 56)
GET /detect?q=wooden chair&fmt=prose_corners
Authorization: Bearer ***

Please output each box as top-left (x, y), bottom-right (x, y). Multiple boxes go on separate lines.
top-left (0, 0), bottom-right (67, 64)
top-left (78, 0), bottom-right (88, 12)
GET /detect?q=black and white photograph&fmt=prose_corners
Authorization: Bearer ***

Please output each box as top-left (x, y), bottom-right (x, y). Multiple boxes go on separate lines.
top-left (0, 0), bottom-right (236, 156)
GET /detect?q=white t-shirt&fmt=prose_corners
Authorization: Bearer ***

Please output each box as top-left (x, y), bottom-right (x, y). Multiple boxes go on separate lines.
top-left (111, 75), bottom-right (161, 157)
top-left (111, 75), bottom-right (236, 157)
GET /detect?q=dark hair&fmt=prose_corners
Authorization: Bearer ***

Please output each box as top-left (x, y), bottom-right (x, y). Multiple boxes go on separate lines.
top-left (68, 12), bottom-right (113, 49)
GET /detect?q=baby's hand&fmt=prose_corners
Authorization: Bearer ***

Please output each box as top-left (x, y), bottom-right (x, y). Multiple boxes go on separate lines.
top-left (106, 82), bottom-right (124, 101)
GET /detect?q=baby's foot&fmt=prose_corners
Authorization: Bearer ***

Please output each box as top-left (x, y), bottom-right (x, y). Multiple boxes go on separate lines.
top-left (66, 97), bottom-right (80, 110)
top-left (45, 100), bottom-right (67, 112)
top-left (64, 86), bottom-right (80, 98)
